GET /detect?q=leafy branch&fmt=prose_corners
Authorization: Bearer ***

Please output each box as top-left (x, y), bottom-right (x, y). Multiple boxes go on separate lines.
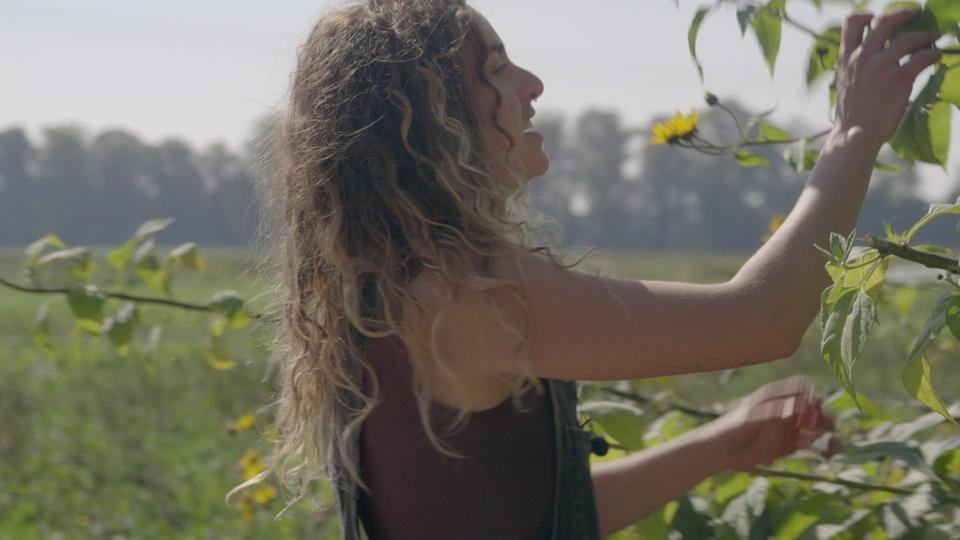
top-left (864, 235), bottom-right (960, 274)
top-left (596, 386), bottom-right (927, 496)
top-left (0, 275), bottom-right (221, 315)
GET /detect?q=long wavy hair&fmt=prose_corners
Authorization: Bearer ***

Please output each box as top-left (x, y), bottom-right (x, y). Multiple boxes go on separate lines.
top-left (229, 0), bottom-right (589, 515)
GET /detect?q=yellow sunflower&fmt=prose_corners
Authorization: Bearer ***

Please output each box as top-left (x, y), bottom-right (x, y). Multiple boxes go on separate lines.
top-left (649, 110), bottom-right (699, 145)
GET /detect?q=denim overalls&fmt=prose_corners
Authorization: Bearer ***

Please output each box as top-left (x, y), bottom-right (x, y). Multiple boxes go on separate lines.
top-left (330, 334), bottom-right (605, 539)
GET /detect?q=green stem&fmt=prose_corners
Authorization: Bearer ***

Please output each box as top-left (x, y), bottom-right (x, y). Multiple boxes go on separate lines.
top-left (864, 235), bottom-right (960, 274)
top-left (715, 103), bottom-right (748, 141)
top-left (751, 467), bottom-right (914, 496)
top-left (780, 12), bottom-right (839, 46)
top-left (602, 387), bottom-right (720, 420)
top-left (0, 276), bottom-right (270, 321)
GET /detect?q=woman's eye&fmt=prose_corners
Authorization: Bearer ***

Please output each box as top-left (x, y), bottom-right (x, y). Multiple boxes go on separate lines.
top-left (492, 61), bottom-right (509, 74)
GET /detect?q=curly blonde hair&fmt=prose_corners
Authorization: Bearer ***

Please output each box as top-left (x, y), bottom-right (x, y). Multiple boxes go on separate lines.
top-left (229, 0), bottom-right (589, 516)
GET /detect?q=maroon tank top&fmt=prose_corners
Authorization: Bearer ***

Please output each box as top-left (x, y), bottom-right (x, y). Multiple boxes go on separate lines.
top-left (357, 334), bottom-right (556, 540)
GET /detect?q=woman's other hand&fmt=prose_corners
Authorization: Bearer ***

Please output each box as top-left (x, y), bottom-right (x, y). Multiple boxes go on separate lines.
top-left (833, 9), bottom-right (942, 150)
top-left (702, 377), bottom-right (839, 471)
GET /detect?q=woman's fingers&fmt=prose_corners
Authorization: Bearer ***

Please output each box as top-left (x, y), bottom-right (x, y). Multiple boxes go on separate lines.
top-left (862, 9), bottom-right (922, 54)
top-left (881, 31), bottom-right (941, 63)
top-left (902, 47), bottom-right (944, 79)
top-left (841, 13), bottom-right (874, 62)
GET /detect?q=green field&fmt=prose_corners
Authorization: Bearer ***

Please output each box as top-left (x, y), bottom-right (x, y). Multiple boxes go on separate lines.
top-left (1, 246), bottom-right (956, 539)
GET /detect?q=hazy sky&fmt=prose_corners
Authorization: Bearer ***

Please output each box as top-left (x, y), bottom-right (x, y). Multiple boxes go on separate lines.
top-left (2, 0), bottom-right (957, 199)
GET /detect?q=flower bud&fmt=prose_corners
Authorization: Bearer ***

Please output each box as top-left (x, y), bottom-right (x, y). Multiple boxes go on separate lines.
top-left (705, 92), bottom-right (719, 106)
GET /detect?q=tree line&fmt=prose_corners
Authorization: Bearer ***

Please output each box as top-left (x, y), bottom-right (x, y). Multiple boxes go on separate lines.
top-left (1, 103), bottom-right (955, 250)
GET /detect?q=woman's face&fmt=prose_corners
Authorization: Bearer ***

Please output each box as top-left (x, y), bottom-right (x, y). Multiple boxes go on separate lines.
top-left (468, 11), bottom-right (548, 183)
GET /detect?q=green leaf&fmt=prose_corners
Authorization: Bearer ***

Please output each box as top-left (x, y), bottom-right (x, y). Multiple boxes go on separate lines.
top-left (757, 122), bottom-right (791, 142)
top-left (942, 51), bottom-right (960, 108)
top-left (144, 325), bottom-right (163, 361)
top-left (933, 447), bottom-right (960, 482)
top-left (106, 237), bottom-right (140, 272)
top-left (783, 139), bottom-right (820, 173)
top-left (688, 8), bottom-right (711, 82)
top-left (170, 242), bottom-right (206, 272)
top-left (926, 0), bottom-right (960, 33)
top-left (806, 26), bottom-right (841, 86)
top-left (945, 296), bottom-right (960, 340)
top-left (32, 302), bottom-right (56, 356)
top-left (890, 66), bottom-right (952, 167)
top-left (713, 472), bottom-right (753, 508)
top-left (840, 290), bottom-right (876, 382)
top-left (889, 5), bottom-right (942, 40)
top-left (903, 356), bottom-right (956, 422)
top-left (874, 161), bottom-right (903, 173)
top-left (633, 508), bottom-right (670, 540)
top-left (752, 2), bottom-right (783, 75)
top-left (643, 410), bottom-right (699, 446)
top-left (37, 247), bottom-right (92, 281)
top-left (905, 201), bottom-right (960, 242)
top-left (671, 496), bottom-right (712, 540)
top-left (66, 285), bottom-right (106, 334)
top-left (209, 290), bottom-right (251, 329)
top-left (774, 493), bottom-right (830, 540)
top-left (820, 287), bottom-right (861, 407)
top-left (824, 251), bottom-right (887, 301)
top-left (824, 389), bottom-right (888, 419)
top-left (25, 234), bottom-right (66, 267)
top-left (135, 254), bottom-right (170, 295)
top-left (734, 149), bottom-right (770, 167)
top-left (132, 238), bottom-right (171, 294)
top-left (829, 232), bottom-right (845, 261)
top-left (837, 441), bottom-right (930, 473)
top-left (134, 217), bottom-right (176, 238)
top-left (203, 347), bottom-right (238, 370)
top-left (904, 289), bottom-right (955, 368)
top-left (883, 222), bottom-right (898, 242)
top-left (720, 477), bottom-right (769, 539)
top-left (736, 6), bottom-right (758, 36)
top-left (580, 400), bottom-right (646, 451)
top-left (104, 302), bottom-right (139, 357)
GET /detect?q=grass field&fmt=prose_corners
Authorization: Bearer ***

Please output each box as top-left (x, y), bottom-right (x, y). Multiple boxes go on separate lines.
top-left (1, 246), bottom-right (955, 538)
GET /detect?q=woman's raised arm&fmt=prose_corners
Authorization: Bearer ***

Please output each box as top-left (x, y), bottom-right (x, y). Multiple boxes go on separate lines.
top-left (417, 9), bottom-right (942, 383)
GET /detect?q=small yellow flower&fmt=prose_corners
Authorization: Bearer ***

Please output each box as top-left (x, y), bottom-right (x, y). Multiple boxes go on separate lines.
top-left (761, 213), bottom-right (788, 244)
top-left (253, 485), bottom-right (278, 505)
top-left (225, 413), bottom-right (255, 435)
top-left (235, 492), bottom-right (256, 521)
top-left (239, 449), bottom-right (265, 480)
top-left (649, 110), bottom-right (699, 145)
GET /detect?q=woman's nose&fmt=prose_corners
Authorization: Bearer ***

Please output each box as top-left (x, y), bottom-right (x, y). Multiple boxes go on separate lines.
top-left (519, 67), bottom-right (544, 102)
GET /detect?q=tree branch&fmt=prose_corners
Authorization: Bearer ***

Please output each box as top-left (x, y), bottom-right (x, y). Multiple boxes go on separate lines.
top-left (602, 387), bottom-right (720, 420)
top-left (751, 466), bottom-right (913, 496)
top-left (864, 235), bottom-right (960, 274)
top-left (0, 276), bottom-right (271, 320)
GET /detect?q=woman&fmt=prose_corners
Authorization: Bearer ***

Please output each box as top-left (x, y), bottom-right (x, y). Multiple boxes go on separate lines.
top-left (232, 1), bottom-right (942, 538)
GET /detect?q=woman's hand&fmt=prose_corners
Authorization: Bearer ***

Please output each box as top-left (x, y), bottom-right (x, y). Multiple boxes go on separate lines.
top-left (701, 377), bottom-right (839, 471)
top-left (833, 9), bottom-right (942, 150)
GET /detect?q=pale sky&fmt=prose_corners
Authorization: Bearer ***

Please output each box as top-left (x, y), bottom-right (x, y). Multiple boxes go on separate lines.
top-left (1, 0), bottom-right (957, 199)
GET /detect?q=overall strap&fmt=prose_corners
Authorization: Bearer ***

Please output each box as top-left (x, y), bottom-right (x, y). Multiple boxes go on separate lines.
top-left (333, 338), bottom-right (367, 540)
top-left (547, 379), bottom-right (603, 540)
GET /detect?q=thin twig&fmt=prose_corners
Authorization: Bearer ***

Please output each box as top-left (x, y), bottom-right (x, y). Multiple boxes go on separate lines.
top-left (864, 235), bottom-right (960, 274)
top-left (600, 388), bottom-right (916, 495)
top-left (779, 11), bottom-right (960, 55)
top-left (751, 466), bottom-right (913, 496)
top-left (780, 12), bottom-right (839, 46)
top-left (715, 103), bottom-right (748, 141)
top-left (0, 276), bottom-right (270, 321)
top-left (602, 387), bottom-right (720, 420)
